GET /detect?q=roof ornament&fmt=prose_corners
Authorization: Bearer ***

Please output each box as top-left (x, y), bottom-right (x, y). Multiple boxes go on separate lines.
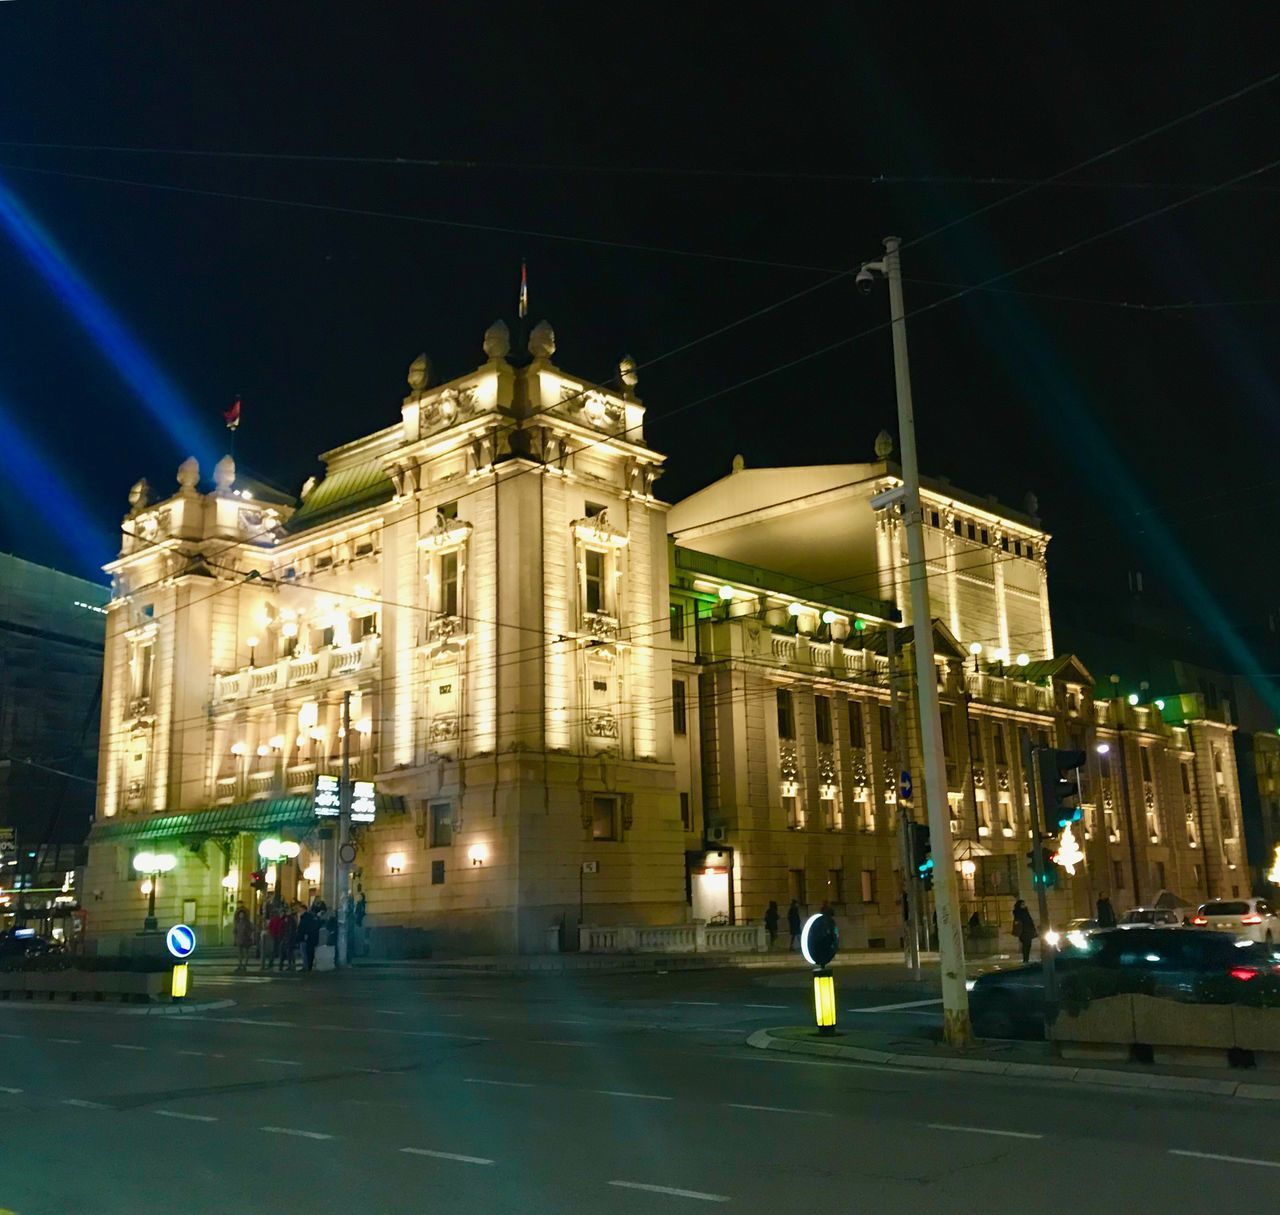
top-left (300, 475), bottom-right (317, 500)
top-left (127, 478), bottom-right (151, 514)
top-left (407, 353), bottom-right (432, 393)
top-left (528, 319), bottom-right (556, 360)
top-left (214, 454), bottom-right (236, 493)
top-left (619, 355), bottom-right (638, 398)
top-left (176, 457), bottom-right (200, 492)
top-left (1024, 490), bottom-right (1040, 519)
top-left (483, 319), bottom-right (510, 360)
top-left (731, 454), bottom-right (745, 474)
top-left (874, 430), bottom-right (894, 460)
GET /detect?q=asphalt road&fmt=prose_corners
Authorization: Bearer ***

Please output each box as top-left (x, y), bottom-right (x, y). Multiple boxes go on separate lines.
top-left (0, 962), bottom-right (1274, 1213)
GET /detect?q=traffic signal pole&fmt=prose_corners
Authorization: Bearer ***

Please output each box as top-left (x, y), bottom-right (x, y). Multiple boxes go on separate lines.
top-left (1026, 743), bottom-right (1059, 1024)
top-left (888, 626), bottom-right (921, 981)
top-left (336, 689), bottom-right (352, 968)
top-left (880, 237), bottom-right (971, 1045)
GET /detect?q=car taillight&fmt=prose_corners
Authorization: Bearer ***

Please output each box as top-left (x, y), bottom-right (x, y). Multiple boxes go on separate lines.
top-left (1241, 915), bottom-right (1263, 925)
top-left (1191, 917), bottom-right (1208, 926)
top-left (1230, 967), bottom-right (1260, 981)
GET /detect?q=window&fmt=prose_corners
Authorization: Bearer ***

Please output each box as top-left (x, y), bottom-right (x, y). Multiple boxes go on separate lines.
top-left (821, 795), bottom-right (841, 831)
top-left (669, 602), bottom-right (685, 640)
top-left (829, 869), bottom-right (845, 905)
top-left (591, 796), bottom-right (618, 840)
top-left (1099, 754), bottom-right (1113, 782)
top-left (929, 510), bottom-right (939, 528)
top-left (130, 641), bottom-right (155, 703)
top-left (441, 550), bottom-right (459, 617)
top-left (584, 501), bottom-right (606, 519)
top-left (993, 725), bottom-right (1007, 765)
top-left (1139, 748), bottom-right (1153, 782)
top-left (859, 868), bottom-right (875, 904)
top-left (879, 705), bottom-right (893, 751)
top-left (429, 802), bottom-right (452, 848)
top-left (680, 792), bottom-right (691, 831)
top-left (1014, 540), bottom-right (1023, 556)
top-left (1112, 860), bottom-right (1125, 890)
top-left (966, 523), bottom-right (976, 540)
top-left (847, 702), bottom-right (865, 750)
top-left (1154, 861), bottom-right (1167, 890)
top-left (969, 719), bottom-right (983, 762)
top-left (430, 860), bottom-right (445, 885)
top-left (776, 689), bottom-right (795, 740)
top-left (1001, 536), bottom-right (1009, 552)
top-left (584, 549), bottom-right (605, 614)
top-left (980, 528), bottom-right (989, 545)
top-left (438, 500), bottom-right (458, 521)
top-left (672, 680), bottom-right (687, 735)
top-left (953, 518), bottom-right (962, 536)
top-left (352, 612), bottom-right (377, 640)
top-left (815, 695), bottom-right (833, 745)
top-left (789, 868), bottom-right (807, 905)
top-left (783, 795), bottom-right (803, 830)
top-left (940, 706), bottom-right (954, 758)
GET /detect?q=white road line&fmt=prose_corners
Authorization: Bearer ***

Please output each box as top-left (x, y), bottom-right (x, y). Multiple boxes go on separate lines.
top-left (400, 1147), bottom-right (495, 1165)
top-left (0, 1033), bottom-right (24, 1040)
top-left (742, 1004), bottom-right (787, 1010)
top-left (928, 1123), bottom-right (1042, 1141)
top-left (1170, 1149), bottom-right (1280, 1169)
top-left (255, 1058), bottom-right (303, 1067)
top-left (155, 1109), bottom-right (218, 1122)
top-left (111, 1044), bottom-right (147, 1052)
top-left (49, 1038), bottom-right (82, 1045)
top-left (849, 999), bottom-right (944, 1013)
top-left (609, 1181), bottom-right (729, 1203)
top-left (0, 1086), bottom-right (23, 1094)
top-left (377, 1009), bottom-right (408, 1016)
top-left (536, 1040), bottom-right (590, 1047)
top-left (464, 1078), bottom-right (533, 1089)
top-left (725, 1102), bottom-right (832, 1117)
top-left (261, 1125), bottom-right (333, 1140)
top-left (63, 1099), bottom-right (109, 1110)
top-left (726, 1054), bottom-right (926, 1076)
top-left (596, 1090), bottom-right (673, 1101)
top-left (671, 1000), bottom-right (718, 1006)
top-left (177, 1050), bottom-right (225, 1058)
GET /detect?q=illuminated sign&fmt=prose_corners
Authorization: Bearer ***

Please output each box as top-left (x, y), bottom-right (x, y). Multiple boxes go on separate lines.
top-left (351, 780), bottom-right (376, 824)
top-left (165, 923), bottom-right (196, 959)
top-left (314, 774), bottom-right (341, 818)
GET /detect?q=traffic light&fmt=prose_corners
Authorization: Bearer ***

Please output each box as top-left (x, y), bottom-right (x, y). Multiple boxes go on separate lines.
top-left (1026, 846), bottom-right (1058, 888)
top-left (911, 823), bottom-right (934, 890)
top-left (250, 869), bottom-right (267, 891)
top-left (1036, 747), bottom-right (1086, 833)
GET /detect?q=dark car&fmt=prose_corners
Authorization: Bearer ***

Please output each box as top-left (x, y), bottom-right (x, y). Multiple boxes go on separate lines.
top-left (969, 927), bottom-right (1280, 1039)
top-left (0, 928), bottom-right (61, 960)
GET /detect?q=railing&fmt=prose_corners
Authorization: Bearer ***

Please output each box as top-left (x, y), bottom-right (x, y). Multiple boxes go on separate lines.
top-left (808, 642), bottom-right (832, 669)
top-left (247, 770), bottom-right (276, 795)
top-left (579, 922), bottom-right (767, 954)
top-left (212, 634), bottom-right (382, 704)
top-left (772, 636), bottom-right (797, 663)
top-left (966, 672), bottom-right (1053, 712)
top-left (705, 924), bottom-right (768, 952)
top-left (214, 776), bottom-right (237, 803)
top-left (285, 762), bottom-right (316, 789)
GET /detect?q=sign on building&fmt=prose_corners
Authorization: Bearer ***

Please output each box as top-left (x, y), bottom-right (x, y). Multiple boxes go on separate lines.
top-left (351, 780), bottom-right (376, 824)
top-left (314, 774), bottom-right (341, 818)
top-left (0, 827), bottom-right (15, 868)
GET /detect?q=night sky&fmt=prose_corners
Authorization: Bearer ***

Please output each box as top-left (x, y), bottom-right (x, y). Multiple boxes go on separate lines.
top-left (0, 5), bottom-right (1276, 646)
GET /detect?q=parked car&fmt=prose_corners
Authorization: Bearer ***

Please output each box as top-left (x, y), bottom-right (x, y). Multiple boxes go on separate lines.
top-left (0, 928), bottom-right (61, 960)
top-left (1190, 898), bottom-right (1280, 945)
top-left (968, 927), bottom-right (1280, 1038)
top-left (1117, 906), bottom-right (1184, 928)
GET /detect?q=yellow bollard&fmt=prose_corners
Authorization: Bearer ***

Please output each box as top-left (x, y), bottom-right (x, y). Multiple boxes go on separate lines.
top-left (170, 962), bottom-right (189, 999)
top-left (812, 969), bottom-right (836, 1035)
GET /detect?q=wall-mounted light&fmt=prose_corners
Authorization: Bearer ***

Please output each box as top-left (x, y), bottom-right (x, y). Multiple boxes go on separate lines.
top-left (1096, 743), bottom-right (1110, 755)
top-left (1127, 693), bottom-right (1140, 706)
top-left (303, 862), bottom-right (321, 884)
top-left (387, 851), bottom-right (406, 874)
top-left (355, 718), bottom-right (373, 735)
top-left (256, 744), bottom-right (270, 757)
top-left (230, 741), bottom-right (247, 756)
top-left (718, 585), bottom-right (735, 601)
top-left (959, 859), bottom-right (977, 878)
top-left (298, 702), bottom-right (319, 729)
top-left (1015, 653), bottom-right (1029, 667)
top-left (467, 843), bottom-right (488, 867)
top-left (268, 735), bottom-right (285, 750)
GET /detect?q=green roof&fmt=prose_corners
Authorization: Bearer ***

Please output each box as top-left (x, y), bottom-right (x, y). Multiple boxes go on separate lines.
top-left (285, 458), bottom-right (394, 533)
top-left (88, 793), bottom-right (404, 845)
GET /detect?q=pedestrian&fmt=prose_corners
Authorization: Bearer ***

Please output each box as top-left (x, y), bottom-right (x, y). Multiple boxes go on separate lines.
top-left (967, 910), bottom-right (981, 934)
top-left (1095, 893), bottom-right (1117, 929)
top-left (280, 904), bottom-right (299, 971)
top-left (764, 900), bottom-right (780, 949)
top-left (233, 903), bottom-right (253, 973)
top-left (264, 904), bottom-right (286, 971)
top-left (1012, 899), bottom-right (1037, 964)
top-left (354, 888), bottom-right (367, 958)
top-left (787, 899), bottom-right (802, 950)
top-left (298, 905), bottom-right (321, 971)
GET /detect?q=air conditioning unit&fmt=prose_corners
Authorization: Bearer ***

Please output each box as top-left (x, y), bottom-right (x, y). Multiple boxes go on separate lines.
top-left (707, 826), bottom-right (728, 844)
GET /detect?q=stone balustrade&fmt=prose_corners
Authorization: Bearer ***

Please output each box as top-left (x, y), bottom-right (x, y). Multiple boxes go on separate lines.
top-left (578, 921), bottom-right (767, 954)
top-left (212, 634), bottom-right (381, 705)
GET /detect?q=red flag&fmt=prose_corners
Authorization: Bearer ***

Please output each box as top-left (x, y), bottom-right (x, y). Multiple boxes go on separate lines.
top-left (224, 397), bottom-right (241, 431)
top-left (518, 261), bottom-right (528, 319)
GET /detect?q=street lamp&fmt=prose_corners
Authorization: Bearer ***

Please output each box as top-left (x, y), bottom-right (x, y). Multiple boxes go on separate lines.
top-left (133, 850), bottom-right (177, 931)
top-left (246, 636), bottom-right (259, 667)
top-left (258, 838), bottom-right (300, 896)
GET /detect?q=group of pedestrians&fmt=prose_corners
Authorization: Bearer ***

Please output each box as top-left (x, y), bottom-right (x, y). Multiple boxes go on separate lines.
top-left (231, 894), bottom-right (327, 973)
top-left (763, 898), bottom-right (835, 950)
top-left (1009, 892), bottom-right (1118, 963)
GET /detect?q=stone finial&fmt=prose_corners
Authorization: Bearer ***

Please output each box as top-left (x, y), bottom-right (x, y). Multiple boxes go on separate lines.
top-left (300, 475), bottom-right (317, 499)
top-left (731, 454), bottom-right (745, 474)
top-left (528, 319), bottom-right (556, 360)
top-left (619, 355), bottom-right (638, 394)
top-left (1024, 491), bottom-right (1040, 517)
top-left (483, 320), bottom-right (510, 360)
top-left (176, 457), bottom-right (200, 491)
top-left (407, 353), bottom-right (431, 392)
top-left (214, 454), bottom-right (236, 492)
top-left (874, 429), bottom-right (894, 460)
top-left (127, 478), bottom-right (151, 513)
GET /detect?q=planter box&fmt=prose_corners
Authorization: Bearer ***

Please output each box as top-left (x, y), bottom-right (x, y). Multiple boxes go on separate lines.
top-left (1132, 995), bottom-right (1233, 1048)
top-left (1232, 1005), bottom-right (1280, 1053)
top-left (0, 970), bottom-right (170, 1001)
top-left (1050, 994), bottom-right (1135, 1044)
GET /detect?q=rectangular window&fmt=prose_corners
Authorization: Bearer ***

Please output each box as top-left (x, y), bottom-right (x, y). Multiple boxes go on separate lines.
top-left (429, 802), bottom-right (452, 848)
top-left (438, 500), bottom-right (458, 521)
top-left (829, 868), bottom-right (845, 905)
top-left (859, 868), bottom-right (875, 905)
top-left (815, 695), bottom-right (833, 745)
top-left (940, 706), bottom-right (954, 758)
top-left (966, 523), bottom-right (976, 540)
top-left (131, 642), bottom-right (155, 702)
top-left (993, 725), bottom-right (1007, 765)
top-left (1192, 863), bottom-right (1202, 887)
top-left (352, 613), bottom-right (377, 640)
top-left (430, 859), bottom-right (445, 885)
top-left (1113, 859), bottom-right (1125, 890)
top-left (969, 719), bottom-right (983, 762)
top-left (1154, 861), bottom-right (1167, 890)
top-left (879, 705), bottom-right (893, 751)
top-left (847, 702), bottom-right (865, 750)
top-left (776, 689), bottom-right (795, 740)
top-left (980, 528), bottom-right (989, 545)
top-left (584, 501), bottom-right (606, 519)
top-left (680, 792), bottom-right (691, 831)
top-left (672, 680), bottom-right (687, 735)
top-left (789, 868), bottom-right (807, 906)
top-left (783, 795), bottom-right (803, 830)
top-left (1140, 748), bottom-right (1153, 782)
top-left (669, 602), bottom-right (685, 640)
top-left (591, 795), bottom-right (618, 840)
top-left (1100, 754), bottom-right (1113, 782)
top-left (441, 551), bottom-right (459, 617)
top-left (821, 796), bottom-right (840, 831)
top-left (929, 510), bottom-right (939, 528)
top-left (953, 518), bottom-right (962, 536)
top-left (584, 549), bottom-right (605, 614)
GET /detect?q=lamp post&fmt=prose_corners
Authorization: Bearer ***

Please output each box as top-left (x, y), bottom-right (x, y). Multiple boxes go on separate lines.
top-left (133, 850), bottom-right (177, 931)
top-left (858, 237), bottom-right (971, 1045)
top-left (258, 837), bottom-right (300, 899)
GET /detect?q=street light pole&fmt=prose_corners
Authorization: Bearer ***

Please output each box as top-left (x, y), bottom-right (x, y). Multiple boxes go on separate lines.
top-left (865, 236), bottom-right (972, 1045)
top-left (144, 870), bottom-right (158, 931)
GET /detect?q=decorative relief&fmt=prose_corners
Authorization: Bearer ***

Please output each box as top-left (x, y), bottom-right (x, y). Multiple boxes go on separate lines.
top-left (818, 748), bottom-right (837, 785)
top-left (571, 511), bottom-right (629, 548)
top-left (997, 767), bottom-right (1010, 792)
top-left (561, 384), bottom-right (624, 431)
top-left (429, 716), bottom-right (459, 743)
top-left (423, 386), bottom-right (478, 430)
top-left (850, 752), bottom-right (869, 790)
top-left (780, 745), bottom-right (799, 782)
top-left (586, 713), bottom-right (619, 739)
top-left (583, 611), bottom-right (620, 642)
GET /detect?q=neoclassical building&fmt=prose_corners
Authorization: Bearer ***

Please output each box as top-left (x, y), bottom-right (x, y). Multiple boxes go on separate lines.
top-left (83, 323), bottom-right (1252, 955)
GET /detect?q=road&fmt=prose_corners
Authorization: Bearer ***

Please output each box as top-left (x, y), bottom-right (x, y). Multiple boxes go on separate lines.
top-left (0, 961), bottom-right (1274, 1212)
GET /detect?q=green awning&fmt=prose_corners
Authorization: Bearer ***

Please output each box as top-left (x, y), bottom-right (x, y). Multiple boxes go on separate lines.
top-left (87, 793), bottom-right (405, 846)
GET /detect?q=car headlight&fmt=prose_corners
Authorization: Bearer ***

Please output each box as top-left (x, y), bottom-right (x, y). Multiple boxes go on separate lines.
top-left (1044, 930), bottom-right (1061, 947)
top-left (965, 978), bottom-right (977, 992)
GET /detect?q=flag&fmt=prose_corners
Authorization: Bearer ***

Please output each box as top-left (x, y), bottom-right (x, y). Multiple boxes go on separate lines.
top-left (518, 261), bottom-right (528, 319)
top-left (224, 397), bottom-right (241, 431)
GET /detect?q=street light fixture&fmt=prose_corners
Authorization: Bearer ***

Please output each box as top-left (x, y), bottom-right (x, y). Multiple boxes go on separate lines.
top-left (133, 850), bottom-right (176, 931)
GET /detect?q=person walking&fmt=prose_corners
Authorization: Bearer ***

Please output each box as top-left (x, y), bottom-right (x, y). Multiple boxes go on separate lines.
top-left (1012, 899), bottom-right (1037, 964)
top-left (233, 903), bottom-right (253, 973)
top-left (787, 899), bottom-right (802, 951)
top-left (298, 905), bottom-right (321, 971)
top-left (1095, 893), bottom-right (1117, 928)
top-left (764, 900), bottom-right (780, 949)
top-left (280, 904), bottom-right (299, 971)
top-left (263, 904), bottom-right (286, 972)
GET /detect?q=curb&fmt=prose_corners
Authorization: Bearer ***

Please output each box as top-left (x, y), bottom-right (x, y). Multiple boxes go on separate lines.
top-left (0, 997), bottom-right (235, 1018)
top-left (745, 1028), bottom-right (1280, 1101)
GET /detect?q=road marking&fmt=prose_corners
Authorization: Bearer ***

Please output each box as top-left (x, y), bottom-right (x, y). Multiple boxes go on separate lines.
top-left (727, 1054), bottom-right (926, 1076)
top-left (1170, 1149), bottom-right (1280, 1169)
top-left (609, 1181), bottom-right (729, 1203)
top-left (377, 1009), bottom-right (408, 1016)
top-left (672, 1000), bottom-right (718, 1006)
top-left (63, 1099), bottom-right (109, 1110)
top-left (596, 1090), bottom-right (673, 1101)
top-left (261, 1125), bottom-right (333, 1140)
top-left (928, 1123), bottom-right (1042, 1140)
top-left (464, 1078), bottom-right (533, 1089)
top-left (255, 1058), bottom-right (302, 1067)
top-left (849, 999), bottom-right (944, 1013)
top-left (155, 1109), bottom-right (218, 1122)
top-left (537, 1040), bottom-right (590, 1047)
top-left (742, 1004), bottom-right (787, 1010)
top-left (726, 1102), bottom-right (831, 1117)
top-left (0, 1033), bottom-right (23, 1040)
top-left (49, 1038), bottom-right (82, 1045)
top-left (400, 1147), bottom-right (495, 1166)
top-left (177, 1050), bottom-right (225, 1058)
top-left (0, 1086), bottom-right (22, 1094)
top-left (111, 1044), bottom-right (147, 1052)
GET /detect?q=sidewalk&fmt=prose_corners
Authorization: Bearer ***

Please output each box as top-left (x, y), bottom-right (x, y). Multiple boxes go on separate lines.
top-left (747, 1024), bottom-right (1280, 1101)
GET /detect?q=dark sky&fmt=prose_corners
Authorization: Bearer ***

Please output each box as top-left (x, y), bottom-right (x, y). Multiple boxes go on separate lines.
top-left (0, 4), bottom-right (1276, 645)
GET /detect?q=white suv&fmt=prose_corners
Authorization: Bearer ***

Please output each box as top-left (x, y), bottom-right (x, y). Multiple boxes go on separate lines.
top-left (1191, 898), bottom-right (1280, 944)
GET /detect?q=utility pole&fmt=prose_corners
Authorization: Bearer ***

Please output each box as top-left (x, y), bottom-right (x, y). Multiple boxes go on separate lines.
top-left (336, 690), bottom-right (352, 968)
top-left (1027, 743), bottom-right (1059, 1023)
top-left (862, 236), bottom-right (971, 1045)
top-left (888, 627), bottom-right (921, 980)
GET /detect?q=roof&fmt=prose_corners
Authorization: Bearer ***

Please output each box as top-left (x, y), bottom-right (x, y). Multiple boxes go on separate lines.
top-left (87, 793), bottom-right (405, 845)
top-left (1020, 654), bottom-right (1094, 686)
top-left (284, 457), bottom-right (395, 534)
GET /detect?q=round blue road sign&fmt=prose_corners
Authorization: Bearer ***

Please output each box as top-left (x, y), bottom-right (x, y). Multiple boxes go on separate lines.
top-left (166, 923), bottom-right (196, 959)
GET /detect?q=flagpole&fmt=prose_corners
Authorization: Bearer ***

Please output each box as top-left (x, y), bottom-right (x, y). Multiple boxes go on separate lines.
top-left (518, 259), bottom-right (528, 354)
